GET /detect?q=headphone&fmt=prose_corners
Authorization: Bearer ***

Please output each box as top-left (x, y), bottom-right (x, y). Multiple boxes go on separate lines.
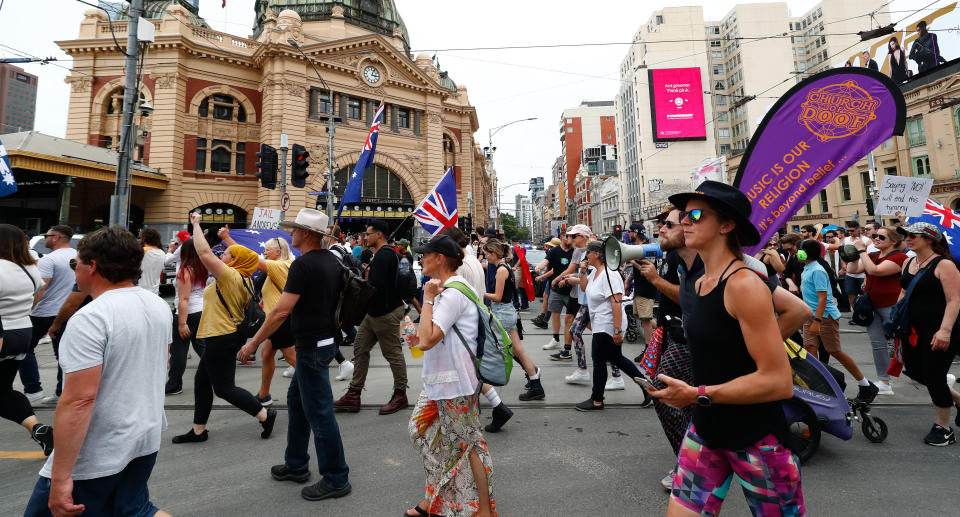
top-left (797, 249), bottom-right (808, 261)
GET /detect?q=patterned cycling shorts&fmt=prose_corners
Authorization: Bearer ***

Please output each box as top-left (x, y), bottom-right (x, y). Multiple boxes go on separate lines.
top-left (671, 425), bottom-right (805, 517)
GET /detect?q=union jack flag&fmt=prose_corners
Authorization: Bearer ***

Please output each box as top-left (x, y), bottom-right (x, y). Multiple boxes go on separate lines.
top-left (338, 103), bottom-right (384, 216)
top-left (907, 198), bottom-right (960, 257)
top-left (414, 167), bottom-right (458, 236)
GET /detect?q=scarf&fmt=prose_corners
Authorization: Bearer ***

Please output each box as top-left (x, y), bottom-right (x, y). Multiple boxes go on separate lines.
top-left (227, 244), bottom-right (259, 278)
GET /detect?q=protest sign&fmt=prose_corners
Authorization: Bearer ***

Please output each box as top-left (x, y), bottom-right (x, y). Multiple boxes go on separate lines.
top-left (733, 68), bottom-right (905, 254)
top-left (250, 207), bottom-right (282, 229)
top-left (876, 176), bottom-right (933, 217)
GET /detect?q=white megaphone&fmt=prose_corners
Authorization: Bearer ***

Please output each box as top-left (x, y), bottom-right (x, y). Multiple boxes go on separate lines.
top-left (603, 236), bottom-right (662, 270)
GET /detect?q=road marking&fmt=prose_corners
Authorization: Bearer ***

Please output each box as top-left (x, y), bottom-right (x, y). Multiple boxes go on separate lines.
top-left (0, 451), bottom-right (46, 459)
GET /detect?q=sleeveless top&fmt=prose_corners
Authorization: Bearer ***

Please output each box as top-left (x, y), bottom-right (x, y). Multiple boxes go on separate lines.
top-left (681, 260), bottom-right (789, 450)
top-left (495, 263), bottom-right (516, 304)
top-left (900, 256), bottom-right (960, 348)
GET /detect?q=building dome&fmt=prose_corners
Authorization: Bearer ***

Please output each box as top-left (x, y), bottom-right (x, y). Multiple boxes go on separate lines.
top-left (117, 0), bottom-right (209, 28)
top-left (253, 1), bottom-right (410, 52)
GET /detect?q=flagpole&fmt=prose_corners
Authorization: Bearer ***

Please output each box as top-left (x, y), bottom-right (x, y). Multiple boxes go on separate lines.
top-left (386, 214), bottom-right (415, 243)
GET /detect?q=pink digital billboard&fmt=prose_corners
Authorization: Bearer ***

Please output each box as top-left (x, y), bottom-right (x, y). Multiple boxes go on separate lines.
top-left (649, 67), bottom-right (707, 141)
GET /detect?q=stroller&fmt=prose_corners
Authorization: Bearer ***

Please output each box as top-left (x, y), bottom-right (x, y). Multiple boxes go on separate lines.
top-left (781, 338), bottom-right (887, 463)
top-left (621, 291), bottom-right (642, 344)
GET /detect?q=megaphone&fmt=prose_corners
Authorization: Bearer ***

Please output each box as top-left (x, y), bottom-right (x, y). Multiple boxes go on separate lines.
top-left (603, 236), bottom-right (662, 270)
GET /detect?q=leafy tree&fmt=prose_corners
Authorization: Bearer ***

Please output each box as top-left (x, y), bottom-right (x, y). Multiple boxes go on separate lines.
top-left (501, 213), bottom-right (530, 241)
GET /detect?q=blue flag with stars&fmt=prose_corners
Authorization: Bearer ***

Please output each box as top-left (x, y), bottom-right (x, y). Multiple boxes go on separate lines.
top-left (0, 138), bottom-right (17, 199)
top-left (223, 228), bottom-right (301, 258)
top-left (338, 104), bottom-right (384, 216)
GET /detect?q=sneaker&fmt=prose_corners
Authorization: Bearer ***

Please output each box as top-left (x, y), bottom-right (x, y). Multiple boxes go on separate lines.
top-left (336, 360), bottom-right (355, 381)
top-left (660, 471), bottom-right (674, 492)
top-left (41, 395), bottom-right (59, 405)
top-left (38, 335), bottom-right (52, 346)
top-left (172, 429), bottom-right (208, 444)
top-left (605, 376), bottom-right (625, 391)
top-left (257, 394), bottom-right (273, 407)
top-left (531, 315), bottom-right (548, 329)
top-left (634, 354), bottom-right (644, 363)
top-left (165, 385), bottom-right (183, 395)
top-left (854, 382), bottom-right (879, 405)
top-left (923, 424), bottom-right (956, 446)
top-left (947, 373), bottom-right (957, 386)
top-left (282, 366), bottom-right (295, 378)
top-left (25, 391), bottom-right (45, 404)
top-left (550, 350), bottom-right (572, 361)
top-left (542, 338), bottom-right (561, 350)
top-left (271, 464), bottom-right (311, 483)
top-left (31, 424), bottom-right (54, 457)
top-left (875, 381), bottom-right (894, 395)
top-left (301, 480), bottom-right (352, 501)
top-left (574, 399), bottom-right (603, 411)
top-left (565, 369), bottom-right (591, 385)
top-left (260, 408), bottom-right (278, 439)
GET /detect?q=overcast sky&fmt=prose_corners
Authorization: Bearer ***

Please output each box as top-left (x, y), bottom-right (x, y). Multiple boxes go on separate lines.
top-left (0, 0), bottom-right (926, 207)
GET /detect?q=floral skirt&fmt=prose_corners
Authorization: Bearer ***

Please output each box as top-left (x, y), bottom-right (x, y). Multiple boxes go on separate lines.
top-left (408, 390), bottom-right (496, 516)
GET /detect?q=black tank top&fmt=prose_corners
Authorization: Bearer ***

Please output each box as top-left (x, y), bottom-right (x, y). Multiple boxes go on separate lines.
top-left (900, 256), bottom-right (960, 346)
top-left (496, 263), bottom-right (516, 304)
top-left (682, 260), bottom-right (789, 450)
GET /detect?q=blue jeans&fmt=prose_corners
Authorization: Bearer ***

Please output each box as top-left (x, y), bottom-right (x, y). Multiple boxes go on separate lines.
top-left (24, 452), bottom-right (159, 517)
top-left (18, 315), bottom-right (55, 395)
top-left (285, 343), bottom-right (350, 488)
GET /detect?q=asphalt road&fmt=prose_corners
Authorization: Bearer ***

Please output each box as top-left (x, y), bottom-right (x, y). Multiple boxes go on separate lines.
top-left (2, 300), bottom-right (960, 515)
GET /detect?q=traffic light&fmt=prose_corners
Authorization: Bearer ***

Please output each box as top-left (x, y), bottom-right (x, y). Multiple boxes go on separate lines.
top-left (613, 224), bottom-right (622, 234)
top-left (291, 144), bottom-right (310, 188)
top-left (866, 198), bottom-right (875, 216)
top-left (255, 144), bottom-right (277, 189)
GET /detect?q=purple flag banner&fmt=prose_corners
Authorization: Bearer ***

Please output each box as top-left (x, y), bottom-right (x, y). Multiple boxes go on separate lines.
top-left (734, 68), bottom-right (905, 254)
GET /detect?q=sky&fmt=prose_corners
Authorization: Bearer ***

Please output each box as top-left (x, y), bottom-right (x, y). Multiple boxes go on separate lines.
top-left (0, 0), bottom-right (931, 208)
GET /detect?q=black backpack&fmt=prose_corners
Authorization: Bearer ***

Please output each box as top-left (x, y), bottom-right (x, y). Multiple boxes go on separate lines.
top-left (333, 251), bottom-right (376, 330)
top-left (216, 276), bottom-right (264, 340)
top-left (396, 252), bottom-right (418, 301)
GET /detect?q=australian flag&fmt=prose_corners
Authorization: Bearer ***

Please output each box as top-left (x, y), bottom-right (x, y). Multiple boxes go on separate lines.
top-left (908, 198), bottom-right (960, 257)
top-left (338, 103), bottom-right (384, 216)
top-left (414, 167), bottom-right (458, 236)
top-left (0, 137), bottom-right (17, 199)
top-left (224, 228), bottom-right (301, 258)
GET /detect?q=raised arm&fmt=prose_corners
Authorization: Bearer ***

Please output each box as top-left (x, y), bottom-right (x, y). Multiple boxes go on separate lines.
top-left (189, 212), bottom-right (226, 279)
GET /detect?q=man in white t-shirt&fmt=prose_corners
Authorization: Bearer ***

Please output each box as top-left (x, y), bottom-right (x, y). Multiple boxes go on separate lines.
top-left (843, 221), bottom-right (873, 309)
top-left (19, 225), bottom-right (77, 404)
top-left (23, 226), bottom-right (172, 517)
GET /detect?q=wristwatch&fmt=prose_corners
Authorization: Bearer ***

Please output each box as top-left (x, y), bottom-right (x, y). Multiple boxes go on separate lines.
top-left (613, 329), bottom-right (623, 335)
top-left (696, 385), bottom-right (712, 407)
top-left (813, 316), bottom-right (822, 322)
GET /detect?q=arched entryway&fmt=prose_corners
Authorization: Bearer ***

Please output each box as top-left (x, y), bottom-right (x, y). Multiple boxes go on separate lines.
top-left (328, 164), bottom-right (416, 238)
top-left (192, 203), bottom-right (248, 230)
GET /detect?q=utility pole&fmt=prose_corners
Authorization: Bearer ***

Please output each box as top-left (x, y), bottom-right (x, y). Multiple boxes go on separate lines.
top-left (280, 134), bottom-right (288, 221)
top-left (867, 152), bottom-right (883, 225)
top-left (109, 0), bottom-right (142, 228)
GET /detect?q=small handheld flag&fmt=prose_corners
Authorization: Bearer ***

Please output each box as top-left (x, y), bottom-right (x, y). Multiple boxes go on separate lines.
top-left (414, 167), bottom-right (458, 236)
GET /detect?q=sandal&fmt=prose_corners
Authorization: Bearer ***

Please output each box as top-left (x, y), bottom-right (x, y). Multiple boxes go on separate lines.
top-left (404, 505), bottom-right (441, 517)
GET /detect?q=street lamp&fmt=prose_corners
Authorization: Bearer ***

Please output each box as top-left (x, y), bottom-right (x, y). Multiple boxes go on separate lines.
top-left (483, 117), bottom-right (537, 233)
top-left (497, 181), bottom-right (528, 234)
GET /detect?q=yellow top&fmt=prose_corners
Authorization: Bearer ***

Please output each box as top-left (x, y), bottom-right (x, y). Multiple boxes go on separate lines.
top-left (197, 266), bottom-right (252, 339)
top-left (262, 259), bottom-right (292, 313)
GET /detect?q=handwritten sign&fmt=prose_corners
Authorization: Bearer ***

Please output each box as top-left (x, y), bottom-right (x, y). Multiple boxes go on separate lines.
top-left (876, 176), bottom-right (933, 217)
top-left (250, 207), bottom-right (282, 229)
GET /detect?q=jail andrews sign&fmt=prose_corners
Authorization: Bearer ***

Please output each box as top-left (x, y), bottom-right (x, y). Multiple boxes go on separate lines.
top-left (734, 68), bottom-right (905, 254)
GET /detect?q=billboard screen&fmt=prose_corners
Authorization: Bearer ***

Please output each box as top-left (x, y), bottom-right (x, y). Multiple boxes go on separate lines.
top-left (649, 67), bottom-right (707, 141)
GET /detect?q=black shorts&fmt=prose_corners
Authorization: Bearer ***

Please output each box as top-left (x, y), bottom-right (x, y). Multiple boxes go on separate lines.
top-left (565, 296), bottom-right (581, 315)
top-left (269, 319), bottom-right (295, 349)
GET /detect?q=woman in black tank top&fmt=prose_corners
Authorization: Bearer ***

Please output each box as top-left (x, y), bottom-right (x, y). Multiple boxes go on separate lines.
top-left (653, 181), bottom-right (804, 515)
top-left (899, 225), bottom-right (960, 446)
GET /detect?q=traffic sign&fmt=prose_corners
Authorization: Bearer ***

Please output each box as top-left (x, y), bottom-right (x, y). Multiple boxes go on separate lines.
top-left (308, 191), bottom-right (328, 196)
top-left (280, 192), bottom-right (291, 211)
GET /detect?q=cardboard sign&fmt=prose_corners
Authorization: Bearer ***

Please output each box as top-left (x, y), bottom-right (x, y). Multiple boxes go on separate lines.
top-left (250, 207), bottom-right (282, 229)
top-left (876, 176), bottom-right (933, 217)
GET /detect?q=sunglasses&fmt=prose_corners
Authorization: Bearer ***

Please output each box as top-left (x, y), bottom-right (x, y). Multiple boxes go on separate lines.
top-left (658, 220), bottom-right (679, 229)
top-left (42, 233), bottom-right (57, 238)
top-left (870, 234), bottom-right (887, 241)
top-left (680, 208), bottom-right (712, 223)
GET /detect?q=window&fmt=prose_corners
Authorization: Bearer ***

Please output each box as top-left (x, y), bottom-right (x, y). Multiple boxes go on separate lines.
top-left (196, 138), bottom-right (207, 172)
top-left (713, 64), bottom-right (724, 75)
top-left (398, 108), bottom-right (410, 129)
top-left (334, 164), bottom-right (412, 202)
top-left (884, 166), bottom-right (897, 176)
top-left (710, 40), bottom-right (721, 47)
top-left (716, 95), bottom-right (727, 106)
top-left (805, 202), bottom-right (812, 215)
top-left (819, 190), bottom-right (828, 212)
top-left (567, 127), bottom-right (573, 133)
top-left (912, 155), bottom-right (931, 177)
top-left (711, 51), bottom-right (722, 59)
top-left (716, 111), bottom-right (728, 122)
top-left (840, 176), bottom-right (851, 201)
top-left (310, 89), bottom-right (331, 117)
top-left (197, 94), bottom-right (246, 122)
top-left (860, 171), bottom-right (871, 199)
top-left (348, 98), bottom-right (361, 119)
top-left (881, 137), bottom-right (894, 149)
top-left (210, 140), bottom-right (232, 173)
top-left (718, 128), bottom-right (730, 138)
top-left (714, 80), bottom-right (725, 90)
top-left (720, 143), bottom-right (731, 154)
top-left (906, 117), bottom-right (925, 146)
top-left (236, 142), bottom-right (246, 175)
top-left (656, 15), bottom-right (664, 24)
top-left (101, 136), bottom-right (112, 149)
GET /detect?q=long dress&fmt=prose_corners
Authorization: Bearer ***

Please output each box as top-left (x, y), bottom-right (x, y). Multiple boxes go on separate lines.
top-left (409, 391), bottom-right (497, 516)
top-left (889, 50), bottom-right (908, 83)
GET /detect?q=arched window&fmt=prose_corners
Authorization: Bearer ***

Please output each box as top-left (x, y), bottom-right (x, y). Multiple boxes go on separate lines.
top-left (193, 92), bottom-right (252, 174)
top-left (193, 203), bottom-right (247, 225)
top-left (99, 87), bottom-right (147, 159)
top-left (333, 164), bottom-right (412, 202)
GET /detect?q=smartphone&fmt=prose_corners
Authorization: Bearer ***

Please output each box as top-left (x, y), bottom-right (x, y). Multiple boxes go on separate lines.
top-left (635, 376), bottom-right (656, 392)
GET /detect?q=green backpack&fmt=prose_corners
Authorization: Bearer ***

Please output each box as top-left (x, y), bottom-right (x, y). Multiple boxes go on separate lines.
top-left (445, 281), bottom-right (514, 387)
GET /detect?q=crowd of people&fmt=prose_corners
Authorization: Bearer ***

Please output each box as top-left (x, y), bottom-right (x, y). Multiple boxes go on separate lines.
top-left (1, 177), bottom-right (958, 515)
top-left (845, 22), bottom-right (944, 81)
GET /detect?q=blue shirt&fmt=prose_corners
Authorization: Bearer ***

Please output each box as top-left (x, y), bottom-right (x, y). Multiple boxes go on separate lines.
top-left (800, 261), bottom-right (841, 320)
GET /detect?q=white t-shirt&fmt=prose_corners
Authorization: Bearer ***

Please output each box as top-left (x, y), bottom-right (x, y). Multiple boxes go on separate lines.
top-left (139, 248), bottom-right (165, 295)
top-left (421, 276), bottom-right (480, 401)
top-left (844, 236), bottom-right (869, 278)
top-left (31, 247), bottom-right (78, 318)
top-left (0, 260), bottom-right (42, 331)
top-left (585, 267), bottom-right (627, 337)
top-left (457, 253), bottom-right (486, 297)
top-left (569, 247), bottom-right (587, 300)
top-left (40, 287), bottom-right (172, 480)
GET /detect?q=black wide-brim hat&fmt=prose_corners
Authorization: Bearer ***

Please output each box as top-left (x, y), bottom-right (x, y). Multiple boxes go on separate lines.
top-left (668, 180), bottom-right (762, 246)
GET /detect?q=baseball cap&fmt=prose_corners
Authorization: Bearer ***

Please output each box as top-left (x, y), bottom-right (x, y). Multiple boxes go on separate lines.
top-left (413, 235), bottom-right (462, 258)
top-left (565, 224), bottom-right (592, 237)
top-left (897, 221), bottom-right (943, 240)
top-left (629, 223), bottom-right (645, 233)
top-left (176, 230), bottom-right (191, 242)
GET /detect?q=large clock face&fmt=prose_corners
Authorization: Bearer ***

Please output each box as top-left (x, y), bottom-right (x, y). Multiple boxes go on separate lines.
top-left (363, 66), bottom-right (381, 84)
